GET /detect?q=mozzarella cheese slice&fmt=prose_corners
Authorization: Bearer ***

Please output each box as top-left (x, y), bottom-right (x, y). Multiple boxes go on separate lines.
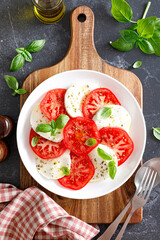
top-left (36, 150), bottom-right (71, 179)
top-left (65, 83), bottom-right (99, 117)
top-left (93, 105), bottom-right (131, 133)
top-left (89, 144), bottom-right (118, 182)
top-left (30, 105), bottom-right (63, 142)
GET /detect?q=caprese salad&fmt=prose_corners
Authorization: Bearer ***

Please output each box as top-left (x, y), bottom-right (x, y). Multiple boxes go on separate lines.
top-left (29, 82), bottom-right (134, 190)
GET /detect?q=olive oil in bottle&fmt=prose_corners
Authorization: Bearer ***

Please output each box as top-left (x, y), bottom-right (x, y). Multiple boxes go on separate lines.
top-left (32, 0), bottom-right (65, 24)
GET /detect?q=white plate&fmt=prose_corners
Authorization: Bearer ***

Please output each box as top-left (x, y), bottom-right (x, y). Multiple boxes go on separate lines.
top-left (17, 70), bottom-right (146, 199)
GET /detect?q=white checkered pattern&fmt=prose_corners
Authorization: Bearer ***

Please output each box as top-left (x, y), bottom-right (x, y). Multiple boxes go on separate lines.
top-left (0, 184), bottom-right (99, 240)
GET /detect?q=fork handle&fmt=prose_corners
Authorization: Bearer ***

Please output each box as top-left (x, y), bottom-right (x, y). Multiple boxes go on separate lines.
top-left (115, 207), bottom-right (136, 240)
top-left (97, 200), bottom-right (131, 240)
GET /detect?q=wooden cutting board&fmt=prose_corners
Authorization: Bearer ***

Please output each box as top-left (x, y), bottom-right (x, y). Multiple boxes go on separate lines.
top-left (20, 6), bottom-right (142, 223)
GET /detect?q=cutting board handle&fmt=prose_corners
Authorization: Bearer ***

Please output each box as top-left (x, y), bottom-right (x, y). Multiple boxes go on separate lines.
top-left (67, 6), bottom-right (99, 62)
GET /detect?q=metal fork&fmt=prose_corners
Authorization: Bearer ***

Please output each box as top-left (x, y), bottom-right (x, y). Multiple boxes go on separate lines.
top-left (98, 167), bottom-right (157, 240)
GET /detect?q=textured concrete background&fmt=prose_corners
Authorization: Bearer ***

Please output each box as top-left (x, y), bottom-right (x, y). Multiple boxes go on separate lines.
top-left (0, 0), bottom-right (160, 239)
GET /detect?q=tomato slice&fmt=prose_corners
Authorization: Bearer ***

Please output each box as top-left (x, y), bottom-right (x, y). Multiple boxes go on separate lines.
top-left (29, 128), bottom-right (66, 159)
top-left (58, 152), bottom-right (95, 190)
top-left (100, 127), bottom-right (134, 166)
top-left (63, 117), bottom-right (100, 156)
top-left (82, 88), bottom-right (121, 119)
top-left (40, 89), bottom-right (67, 121)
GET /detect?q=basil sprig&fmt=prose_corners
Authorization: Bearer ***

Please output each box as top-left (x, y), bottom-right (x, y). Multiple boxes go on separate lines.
top-left (152, 127), bottom-right (160, 140)
top-left (10, 39), bottom-right (46, 72)
top-left (97, 147), bottom-right (112, 160)
top-left (36, 114), bottom-right (69, 136)
top-left (108, 161), bottom-right (117, 179)
top-left (97, 107), bottom-right (112, 120)
top-left (62, 166), bottom-right (70, 176)
top-left (85, 138), bottom-right (97, 146)
top-left (110, 1), bottom-right (160, 57)
top-left (4, 75), bottom-right (27, 96)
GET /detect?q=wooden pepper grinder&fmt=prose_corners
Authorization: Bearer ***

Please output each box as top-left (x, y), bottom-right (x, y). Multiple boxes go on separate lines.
top-left (0, 115), bottom-right (13, 162)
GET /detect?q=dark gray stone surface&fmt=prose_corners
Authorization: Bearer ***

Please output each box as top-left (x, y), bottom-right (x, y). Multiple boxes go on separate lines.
top-left (0, 0), bottom-right (159, 239)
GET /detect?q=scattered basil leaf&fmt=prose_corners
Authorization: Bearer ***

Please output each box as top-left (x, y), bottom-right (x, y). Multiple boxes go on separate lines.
top-left (31, 136), bottom-right (38, 147)
top-left (138, 39), bottom-right (154, 54)
top-left (85, 138), bottom-right (97, 146)
top-left (56, 114), bottom-right (70, 129)
top-left (15, 89), bottom-right (27, 95)
top-left (111, 0), bottom-right (133, 23)
top-left (21, 50), bottom-right (32, 62)
top-left (10, 54), bottom-right (25, 72)
top-left (51, 120), bottom-right (56, 129)
top-left (110, 37), bottom-right (134, 51)
top-left (152, 127), bottom-right (160, 140)
top-left (51, 128), bottom-right (56, 136)
top-left (135, 41), bottom-right (139, 48)
top-left (148, 18), bottom-right (160, 56)
top-left (129, 24), bottom-right (137, 31)
top-left (109, 165), bottom-right (117, 179)
top-left (16, 48), bottom-right (25, 54)
top-left (120, 30), bottom-right (139, 43)
top-left (108, 161), bottom-right (116, 167)
top-left (137, 16), bottom-right (157, 38)
top-left (133, 61), bottom-right (142, 68)
top-left (97, 148), bottom-right (112, 160)
top-left (36, 124), bottom-right (52, 133)
top-left (62, 166), bottom-right (70, 176)
top-left (97, 107), bottom-right (112, 120)
top-left (25, 39), bottom-right (46, 53)
top-left (4, 75), bottom-right (19, 90)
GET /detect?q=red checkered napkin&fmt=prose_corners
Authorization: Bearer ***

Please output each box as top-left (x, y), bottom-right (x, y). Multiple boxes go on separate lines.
top-left (0, 184), bottom-right (99, 240)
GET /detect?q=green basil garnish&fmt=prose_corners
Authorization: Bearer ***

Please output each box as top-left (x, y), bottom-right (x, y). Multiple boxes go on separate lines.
top-left (133, 61), bottom-right (142, 68)
top-left (56, 114), bottom-right (70, 129)
top-left (25, 39), bottom-right (46, 53)
top-left (4, 75), bottom-right (27, 96)
top-left (31, 136), bottom-right (39, 147)
top-left (62, 166), bottom-right (70, 176)
top-left (36, 124), bottom-right (52, 133)
top-left (97, 107), bottom-right (112, 120)
top-left (152, 127), bottom-right (160, 140)
top-left (97, 148), bottom-right (112, 160)
top-left (10, 54), bottom-right (25, 72)
top-left (85, 138), bottom-right (97, 146)
top-left (109, 164), bottom-right (117, 179)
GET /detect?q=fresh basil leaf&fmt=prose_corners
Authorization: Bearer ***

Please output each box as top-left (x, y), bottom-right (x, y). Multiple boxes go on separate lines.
top-left (148, 19), bottom-right (160, 56)
top-left (10, 54), bottom-right (25, 72)
top-left (36, 124), bottom-right (52, 133)
top-left (97, 107), bottom-right (112, 120)
top-left (109, 165), bottom-right (117, 179)
top-left (15, 89), bottom-right (27, 95)
top-left (111, 0), bottom-right (133, 23)
top-left (4, 75), bottom-right (19, 90)
top-left (85, 138), bottom-right (97, 146)
top-left (50, 128), bottom-right (56, 136)
top-left (12, 92), bottom-right (17, 96)
top-left (31, 136), bottom-right (38, 147)
top-left (16, 48), bottom-right (25, 54)
top-left (51, 120), bottom-right (56, 129)
top-left (133, 61), bottom-right (142, 68)
top-left (152, 127), bottom-right (160, 140)
top-left (108, 161), bottom-right (116, 167)
top-left (120, 30), bottom-right (139, 43)
top-left (129, 24), bottom-right (137, 31)
top-left (56, 114), bottom-right (69, 129)
top-left (97, 148), bottom-right (112, 160)
top-left (137, 17), bottom-right (157, 38)
top-left (110, 37), bottom-right (134, 51)
top-left (62, 166), bottom-right (70, 176)
top-left (21, 50), bottom-right (32, 62)
top-left (135, 41), bottom-right (139, 48)
top-left (138, 39), bottom-right (154, 54)
top-left (25, 39), bottom-right (46, 53)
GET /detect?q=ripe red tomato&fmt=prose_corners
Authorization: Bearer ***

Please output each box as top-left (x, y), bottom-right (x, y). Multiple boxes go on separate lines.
top-left (58, 152), bottom-right (95, 190)
top-left (29, 129), bottom-right (66, 159)
top-left (63, 117), bottom-right (100, 156)
top-left (82, 88), bottom-right (120, 119)
top-left (100, 127), bottom-right (134, 166)
top-left (40, 89), bottom-right (67, 121)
